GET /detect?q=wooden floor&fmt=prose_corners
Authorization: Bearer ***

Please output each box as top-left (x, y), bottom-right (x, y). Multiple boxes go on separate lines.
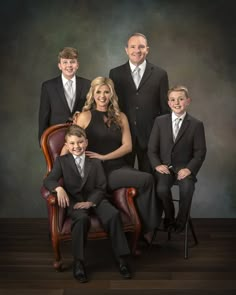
top-left (0, 218), bottom-right (235, 295)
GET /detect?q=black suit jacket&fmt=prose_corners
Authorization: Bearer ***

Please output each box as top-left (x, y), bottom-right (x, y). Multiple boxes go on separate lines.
top-left (148, 113), bottom-right (206, 178)
top-left (38, 75), bottom-right (90, 142)
top-left (109, 61), bottom-right (169, 149)
top-left (43, 154), bottom-right (106, 206)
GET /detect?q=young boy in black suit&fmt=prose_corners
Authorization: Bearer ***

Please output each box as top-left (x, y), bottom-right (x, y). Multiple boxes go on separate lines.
top-left (38, 47), bottom-right (90, 143)
top-left (148, 86), bottom-right (206, 233)
top-left (44, 125), bottom-right (131, 282)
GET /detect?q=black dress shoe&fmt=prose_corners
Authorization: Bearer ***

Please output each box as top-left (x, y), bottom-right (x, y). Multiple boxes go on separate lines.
top-left (164, 218), bottom-right (176, 232)
top-left (117, 257), bottom-right (131, 279)
top-left (119, 263), bottom-right (131, 279)
top-left (175, 222), bottom-right (185, 233)
top-left (140, 235), bottom-right (151, 247)
top-left (73, 260), bottom-right (88, 283)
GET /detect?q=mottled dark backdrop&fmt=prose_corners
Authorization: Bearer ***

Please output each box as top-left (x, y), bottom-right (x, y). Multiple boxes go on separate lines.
top-left (1, 0), bottom-right (235, 217)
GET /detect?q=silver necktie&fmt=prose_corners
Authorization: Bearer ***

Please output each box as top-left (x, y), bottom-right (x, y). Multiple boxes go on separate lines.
top-left (173, 118), bottom-right (182, 141)
top-left (65, 80), bottom-right (74, 111)
top-left (132, 67), bottom-right (141, 89)
top-left (75, 156), bottom-right (83, 177)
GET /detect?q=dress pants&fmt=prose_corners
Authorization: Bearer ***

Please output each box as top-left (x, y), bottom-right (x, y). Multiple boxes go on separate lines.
top-left (69, 199), bottom-right (130, 261)
top-left (154, 171), bottom-right (195, 226)
top-left (124, 138), bottom-right (152, 173)
top-left (107, 166), bottom-right (162, 232)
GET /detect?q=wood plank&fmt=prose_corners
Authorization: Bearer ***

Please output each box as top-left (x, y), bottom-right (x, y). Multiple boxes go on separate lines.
top-left (0, 218), bottom-right (235, 295)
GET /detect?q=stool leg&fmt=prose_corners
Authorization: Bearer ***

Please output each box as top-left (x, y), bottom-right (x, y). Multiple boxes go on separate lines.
top-left (149, 229), bottom-right (158, 248)
top-left (184, 220), bottom-right (189, 259)
top-left (189, 218), bottom-right (198, 245)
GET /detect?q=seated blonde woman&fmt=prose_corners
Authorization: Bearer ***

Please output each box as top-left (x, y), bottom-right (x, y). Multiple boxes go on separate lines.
top-left (61, 76), bottom-right (162, 245)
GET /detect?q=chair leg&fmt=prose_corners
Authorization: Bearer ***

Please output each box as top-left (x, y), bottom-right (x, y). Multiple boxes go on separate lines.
top-left (130, 227), bottom-right (141, 255)
top-left (52, 236), bottom-right (63, 271)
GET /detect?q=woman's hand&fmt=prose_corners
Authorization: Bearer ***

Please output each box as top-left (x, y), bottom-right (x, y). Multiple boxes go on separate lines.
top-left (85, 151), bottom-right (105, 160)
top-left (72, 111), bottom-right (80, 124)
top-left (60, 144), bottom-right (69, 156)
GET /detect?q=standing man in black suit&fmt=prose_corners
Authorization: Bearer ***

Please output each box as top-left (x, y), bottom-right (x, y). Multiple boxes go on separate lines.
top-left (148, 86), bottom-right (206, 233)
top-left (44, 125), bottom-right (131, 282)
top-left (38, 47), bottom-right (90, 143)
top-left (109, 33), bottom-right (169, 173)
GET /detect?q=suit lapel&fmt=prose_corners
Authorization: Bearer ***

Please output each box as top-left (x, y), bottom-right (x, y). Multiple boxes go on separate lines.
top-left (56, 76), bottom-right (71, 113)
top-left (174, 114), bottom-right (190, 144)
top-left (138, 61), bottom-right (152, 89)
top-left (68, 153), bottom-right (81, 177)
top-left (72, 76), bottom-right (82, 113)
top-left (166, 115), bottom-right (174, 142)
top-left (80, 157), bottom-right (92, 187)
top-left (125, 61), bottom-right (153, 90)
top-left (124, 62), bottom-right (137, 90)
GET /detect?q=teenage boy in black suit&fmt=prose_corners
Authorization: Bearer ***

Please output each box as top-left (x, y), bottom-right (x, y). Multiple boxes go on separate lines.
top-left (109, 33), bottom-right (169, 173)
top-left (38, 47), bottom-right (90, 143)
top-left (44, 125), bottom-right (131, 283)
top-left (148, 86), bottom-right (206, 233)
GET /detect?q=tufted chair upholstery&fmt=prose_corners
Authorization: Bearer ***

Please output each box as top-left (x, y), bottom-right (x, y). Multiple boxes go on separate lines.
top-left (40, 123), bottom-right (141, 270)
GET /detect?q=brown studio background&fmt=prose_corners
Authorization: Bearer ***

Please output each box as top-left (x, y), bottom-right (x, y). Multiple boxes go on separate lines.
top-left (0, 0), bottom-right (235, 217)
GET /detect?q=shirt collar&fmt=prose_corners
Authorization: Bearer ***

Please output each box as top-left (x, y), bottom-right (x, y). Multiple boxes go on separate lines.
top-left (72, 153), bottom-right (85, 166)
top-left (171, 112), bottom-right (186, 122)
top-left (61, 74), bottom-right (76, 87)
top-left (129, 60), bottom-right (146, 73)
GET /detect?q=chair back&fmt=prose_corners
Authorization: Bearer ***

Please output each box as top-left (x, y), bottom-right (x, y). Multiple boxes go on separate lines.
top-left (41, 123), bottom-right (71, 174)
top-left (40, 123), bottom-right (71, 231)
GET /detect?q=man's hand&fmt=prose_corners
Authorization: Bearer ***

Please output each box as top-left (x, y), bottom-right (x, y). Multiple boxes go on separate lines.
top-left (55, 186), bottom-right (69, 208)
top-left (73, 201), bottom-right (94, 209)
top-left (177, 168), bottom-right (191, 180)
top-left (155, 165), bottom-right (171, 174)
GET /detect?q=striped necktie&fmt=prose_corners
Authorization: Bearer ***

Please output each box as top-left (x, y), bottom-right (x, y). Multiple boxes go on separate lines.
top-left (173, 118), bottom-right (182, 141)
top-left (75, 156), bottom-right (83, 177)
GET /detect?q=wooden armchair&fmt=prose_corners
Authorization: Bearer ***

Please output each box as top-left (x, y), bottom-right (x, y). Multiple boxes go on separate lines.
top-left (40, 123), bottom-right (141, 271)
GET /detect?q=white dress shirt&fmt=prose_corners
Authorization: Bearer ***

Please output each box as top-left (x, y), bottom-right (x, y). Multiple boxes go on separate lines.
top-left (129, 60), bottom-right (146, 81)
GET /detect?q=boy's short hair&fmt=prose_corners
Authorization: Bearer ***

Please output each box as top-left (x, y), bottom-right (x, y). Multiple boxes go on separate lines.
top-left (58, 47), bottom-right (79, 62)
top-left (65, 125), bottom-right (87, 141)
top-left (168, 85), bottom-right (189, 99)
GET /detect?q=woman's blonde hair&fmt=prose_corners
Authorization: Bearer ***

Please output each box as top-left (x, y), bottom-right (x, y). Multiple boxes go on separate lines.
top-left (83, 77), bottom-right (122, 127)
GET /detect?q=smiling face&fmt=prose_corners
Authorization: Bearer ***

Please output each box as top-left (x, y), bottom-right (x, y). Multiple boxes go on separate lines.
top-left (58, 58), bottom-right (79, 80)
top-left (65, 135), bottom-right (88, 157)
top-left (93, 84), bottom-right (112, 111)
top-left (168, 90), bottom-right (191, 116)
top-left (125, 35), bottom-right (149, 66)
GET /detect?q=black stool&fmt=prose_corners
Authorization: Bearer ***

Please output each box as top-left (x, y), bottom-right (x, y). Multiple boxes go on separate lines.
top-left (150, 198), bottom-right (198, 259)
